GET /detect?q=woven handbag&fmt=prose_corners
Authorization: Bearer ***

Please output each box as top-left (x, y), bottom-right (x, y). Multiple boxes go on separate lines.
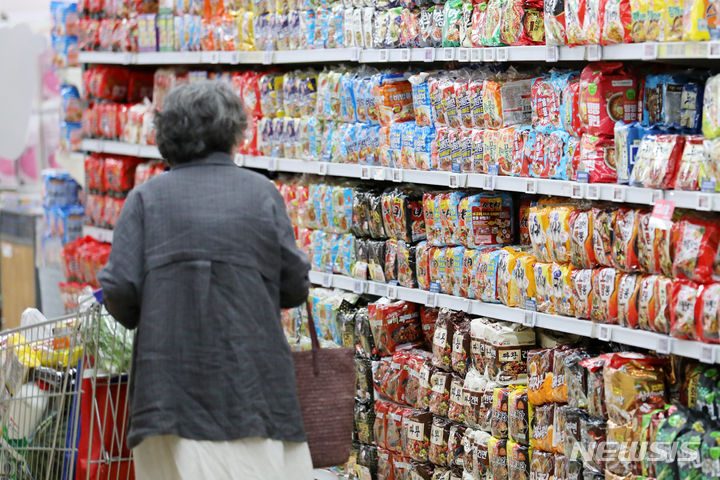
top-left (292, 303), bottom-right (355, 468)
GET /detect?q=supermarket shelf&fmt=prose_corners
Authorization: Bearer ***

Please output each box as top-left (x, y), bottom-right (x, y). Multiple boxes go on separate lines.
top-left (309, 271), bottom-right (720, 364)
top-left (79, 43), bottom-right (720, 66)
top-left (81, 141), bottom-right (720, 212)
top-left (83, 225), bottom-right (114, 243)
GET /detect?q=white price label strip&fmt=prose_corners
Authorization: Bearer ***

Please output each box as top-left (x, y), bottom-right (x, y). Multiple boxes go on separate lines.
top-left (483, 175), bottom-right (495, 191)
top-left (525, 179), bottom-right (537, 194)
top-left (425, 293), bottom-right (438, 308)
top-left (470, 49), bottom-right (482, 62)
top-left (586, 44), bottom-right (602, 61)
top-left (699, 345), bottom-right (715, 364)
top-left (597, 325), bottom-right (612, 342)
top-left (496, 48), bottom-right (508, 62)
top-left (571, 184), bottom-right (584, 199)
top-left (642, 43), bottom-right (658, 60)
top-left (424, 47), bottom-right (436, 62)
top-left (546, 46), bottom-right (559, 62)
top-left (317, 162), bottom-right (328, 176)
top-left (656, 337), bottom-right (671, 355)
top-left (442, 48), bottom-right (455, 61)
top-left (373, 167), bottom-right (386, 181)
top-left (353, 280), bottom-right (366, 294)
top-left (522, 311), bottom-right (536, 328)
top-left (483, 48), bottom-right (496, 62)
top-left (710, 41), bottom-right (720, 58)
top-left (400, 48), bottom-right (411, 61)
top-left (392, 169), bottom-right (403, 183)
top-left (360, 166), bottom-right (371, 180)
top-left (322, 273), bottom-right (332, 288)
top-left (698, 193), bottom-right (712, 211)
top-left (612, 187), bottom-right (625, 202)
top-left (586, 185), bottom-right (600, 200)
top-left (378, 49), bottom-right (390, 62)
top-left (386, 285), bottom-right (398, 299)
top-left (457, 48), bottom-right (470, 62)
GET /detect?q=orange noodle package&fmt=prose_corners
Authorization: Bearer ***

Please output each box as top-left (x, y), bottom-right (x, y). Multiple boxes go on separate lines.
top-left (529, 206), bottom-right (553, 263)
top-left (652, 275), bottom-right (674, 335)
top-left (602, 353), bottom-right (667, 425)
top-left (617, 272), bottom-right (642, 329)
top-left (508, 387), bottom-right (532, 445)
top-left (509, 254), bottom-right (538, 309)
top-left (374, 79), bottom-right (415, 126)
top-left (551, 262), bottom-right (575, 317)
top-left (482, 75), bottom-right (534, 129)
top-left (612, 207), bottom-right (640, 272)
top-left (672, 217), bottom-right (720, 284)
top-left (528, 348), bottom-right (553, 405)
top-left (696, 283), bottom-right (720, 344)
top-left (569, 207), bottom-right (597, 268)
top-left (591, 206), bottom-right (616, 267)
top-left (579, 63), bottom-right (638, 137)
top-left (531, 403), bottom-right (555, 452)
top-left (534, 262), bottom-right (555, 314)
top-left (670, 279), bottom-right (700, 340)
top-left (591, 267), bottom-right (621, 324)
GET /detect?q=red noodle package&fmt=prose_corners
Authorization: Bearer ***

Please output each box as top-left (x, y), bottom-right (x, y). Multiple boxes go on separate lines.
top-left (591, 206), bottom-right (617, 267)
top-left (600, 0), bottom-right (633, 45)
top-left (531, 403), bottom-right (555, 452)
top-left (617, 273), bottom-right (641, 329)
top-left (368, 300), bottom-right (422, 356)
top-left (644, 135), bottom-right (686, 189)
top-left (612, 207), bottom-right (640, 272)
top-left (578, 134), bottom-right (617, 183)
top-left (673, 218), bottom-right (720, 284)
top-left (375, 400), bottom-right (391, 449)
top-left (670, 279), bottom-right (700, 340)
top-left (697, 283), bottom-right (720, 344)
top-left (591, 267), bottom-right (621, 324)
top-left (386, 404), bottom-right (407, 452)
top-left (579, 62), bottom-right (637, 137)
top-left (421, 306), bottom-right (439, 346)
top-left (500, 0), bottom-right (546, 46)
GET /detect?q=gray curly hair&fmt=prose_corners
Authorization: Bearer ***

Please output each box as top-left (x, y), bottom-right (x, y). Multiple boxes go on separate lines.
top-left (154, 81), bottom-right (247, 166)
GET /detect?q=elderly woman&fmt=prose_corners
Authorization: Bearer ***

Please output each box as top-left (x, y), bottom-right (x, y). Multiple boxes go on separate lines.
top-left (98, 81), bottom-right (313, 480)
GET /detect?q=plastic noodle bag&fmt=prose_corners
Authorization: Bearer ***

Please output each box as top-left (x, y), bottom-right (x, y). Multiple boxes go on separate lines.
top-left (601, 0), bottom-right (633, 44)
top-left (612, 207), bottom-right (640, 272)
top-left (675, 135), bottom-right (707, 191)
top-left (577, 134), bottom-right (617, 183)
top-left (534, 262), bottom-right (554, 313)
top-left (565, 0), bottom-right (586, 44)
top-left (430, 370), bottom-right (453, 416)
top-left (697, 283), bottom-right (720, 343)
top-left (531, 403), bottom-right (555, 452)
top-left (508, 387), bottom-right (531, 445)
top-left (548, 205), bottom-right (574, 264)
top-left (614, 121), bottom-right (644, 184)
top-left (591, 206), bottom-right (616, 268)
top-left (551, 262), bottom-right (575, 317)
top-left (672, 218), bottom-right (720, 284)
top-left (500, 0), bottom-right (545, 46)
top-left (670, 279), bottom-right (700, 340)
top-left (591, 267), bottom-right (620, 324)
top-left (545, 0), bottom-right (567, 44)
top-left (569, 208), bottom-right (597, 269)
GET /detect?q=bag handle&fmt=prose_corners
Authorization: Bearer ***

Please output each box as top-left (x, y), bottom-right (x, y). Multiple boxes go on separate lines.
top-left (305, 302), bottom-right (320, 375)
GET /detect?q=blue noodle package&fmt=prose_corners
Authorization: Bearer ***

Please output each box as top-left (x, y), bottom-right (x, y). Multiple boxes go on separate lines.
top-left (614, 121), bottom-right (644, 184)
top-left (415, 125), bottom-right (435, 170)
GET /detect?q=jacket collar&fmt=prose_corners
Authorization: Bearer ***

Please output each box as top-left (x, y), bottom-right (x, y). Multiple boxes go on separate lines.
top-left (170, 152), bottom-right (236, 170)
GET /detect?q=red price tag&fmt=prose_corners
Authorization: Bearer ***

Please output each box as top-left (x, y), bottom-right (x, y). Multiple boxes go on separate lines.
top-left (649, 199), bottom-right (675, 230)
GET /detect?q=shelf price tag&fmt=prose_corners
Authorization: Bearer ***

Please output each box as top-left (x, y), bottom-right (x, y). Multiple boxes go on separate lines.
top-left (317, 162), bottom-right (328, 176)
top-left (322, 273), bottom-right (332, 288)
top-left (522, 311), bottom-right (536, 328)
top-left (378, 49), bottom-right (390, 62)
top-left (649, 199), bottom-right (675, 230)
top-left (586, 44), bottom-right (602, 61)
top-left (392, 169), bottom-right (403, 183)
top-left (709, 41), bottom-right (720, 58)
top-left (266, 157), bottom-right (278, 171)
top-left (597, 325), bottom-right (612, 341)
top-left (571, 183), bottom-right (584, 199)
top-left (386, 284), bottom-right (398, 299)
top-left (350, 47), bottom-right (361, 62)
top-left (230, 52), bottom-right (241, 64)
top-left (457, 48), bottom-right (470, 62)
top-left (373, 167), bottom-right (387, 181)
top-left (650, 189), bottom-right (664, 203)
top-left (448, 173), bottom-right (466, 188)
top-left (353, 280), bottom-right (366, 294)
top-left (483, 174), bottom-right (495, 191)
top-left (699, 345), bottom-right (716, 364)
top-left (496, 48), bottom-right (509, 62)
top-left (697, 193), bottom-right (713, 211)
top-left (585, 184), bottom-right (600, 200)
top-left (442, 48), bottom-right (456, 61)
top-left (234, 154), bottom-right (245, 167)
top-left (424, 47), bottom-right (436, 62)
top-left (400, 48), bottom-right (411, 61)
top-left (262, 50), bottom-right (274, 65)
top-left (656, 337), bottom-right (671, 355)
top-left (470, 49), bottom-right (482, 62)
top-left (482, 48), bottom-right (496, 62)
top-left (360, 166), bottom-right (371, 180)
top-left (525, 179), bottom-right (537, 194)
top-left (642, 43), bottom-right (658, 60)
top-left (545, 46), bottom-right (559, 62)
top-left (425, 292), bottom-right (438, 308)
top-left (122, 52), bottom-right (135, 65)
top-left (612, 187), bottom-right (626, 202)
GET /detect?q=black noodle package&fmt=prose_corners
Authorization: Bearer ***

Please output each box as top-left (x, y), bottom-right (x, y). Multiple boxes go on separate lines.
top-left (368, 191), bottom-right (387, 240)
top-left (352, 189), bottom-right (371, 237)
top-left (358, 443), bottom-right (378, 480)
top-left (354, 307), bottom-right (377, 359)
top-left (368, 240), bottom-right (387, 282)
top-left (354, 399), bottom-right (375, 445)
top-left (397, 240), bottom-right (417, 288)
top-left (355, 356), bottom-right (374, 401)
top-left (338, 301), bottom-right (357, 349)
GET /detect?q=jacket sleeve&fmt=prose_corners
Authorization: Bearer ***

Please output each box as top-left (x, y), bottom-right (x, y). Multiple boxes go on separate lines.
top-left (97, 190), bottom-right (145, 329)
top-left (271, 188), bottom-right (311, 309)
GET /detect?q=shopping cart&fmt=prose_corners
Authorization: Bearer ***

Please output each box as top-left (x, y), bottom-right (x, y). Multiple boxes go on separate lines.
top-left (0, 296), bottom-right (135, 480)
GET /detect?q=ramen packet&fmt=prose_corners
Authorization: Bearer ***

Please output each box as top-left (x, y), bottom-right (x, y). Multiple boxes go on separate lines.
top-left (696, 283), bottom-right (720, 343)
top-left (508, 387), bottom-right (532, 445)
top-left (417, 242), bottom-right (432, 291)
top-left (452, 321), bottom-right (472, 376)
top-left (580, 63), bottom-right (638, 137)
top-left (561, 77), bottom-right (584, 137)
top-left (528, 349), bottom-right (553, 406)
top-left (617, 272), bottom-right (642, 329)
top-left (600, 0), bottom-right (633, 44)
top-left (534, 262), bottom-right (554, 314)
top-left (430, 370), bottom-right (453, 416)
top-left (703, 74), bottom-right (720, 139)
top-left (508, 441), bottom-right (531, 480)
top-left (590, 206), bottom-right (616, 267)
top-left (577, 133), bottom-right (617, 183)
top-left (430, 415), bottom-right (453, 466)
top-left (500, 0), bottom-right (545, 46)
top-left (569, 207), bottom-right (597, 269)
top-left (670, 279), bottom-right (700, 340)
top-left (491, 387), bottom-right (513, 439)
top-left (482, 0), bottom-right (507, 46)
top-left (368, 299), bottom-right (422, 356)
top-left (483, 77), bottom-right (534, 129)
top-left (529, 206), bottom-right (552, 263)
top-left (465, 193), bottom-right (516, 247)
top-left (548, 205), bottom-right (574, 264)
top-left (612, 207), bottom-right (640, 272)
top-left (489, 436), bottom-right (509, 480)
top-left (552, 263), bottom-right (576, 317)
top-left (614, 121), bottom-right (644, 184)
top-left (545, 0), bottom-right (567, 45)
top-left (591, 267), bottom-right (621, 324)
top-left (564, 350), bottom-right (591, 409)
top-left (531, 403), bottom-right (555, 452)
top-left (672, 218), bottom-right (720, 284)
top-left (406, 409), bottom-right (434, 462)
top-left (675, 135), bottom-right (707, 191)
top-left (397, 241), bottom-right (417, 289)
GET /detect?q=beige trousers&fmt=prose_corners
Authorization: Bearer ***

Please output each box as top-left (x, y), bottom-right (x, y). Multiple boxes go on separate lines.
top-left (133, 435), bottom-right (314, 480)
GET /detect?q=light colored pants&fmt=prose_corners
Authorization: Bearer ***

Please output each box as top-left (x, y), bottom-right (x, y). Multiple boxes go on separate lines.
top-left (133, 435), bottom-right (314, 480)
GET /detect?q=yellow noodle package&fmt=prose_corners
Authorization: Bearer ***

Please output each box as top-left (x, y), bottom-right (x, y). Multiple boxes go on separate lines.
top-left (509, 253), bottom-right (538, 309)
top-left (683, 0), bottom-right (711, 41)
top-left (534, 262), bottom-right (554, 314)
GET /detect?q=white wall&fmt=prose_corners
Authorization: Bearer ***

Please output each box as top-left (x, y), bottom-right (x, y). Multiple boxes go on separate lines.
top-left (2, 0), bottom-right (53, 32)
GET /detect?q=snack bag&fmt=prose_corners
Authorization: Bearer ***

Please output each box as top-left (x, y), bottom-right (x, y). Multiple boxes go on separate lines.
top-left (591, 267), bottom-right (621, 324)
top-left (478, 247), bottom-right (503, 303)
top-left (672, 218), bottom-right (720, 284)
top-left (643, 134), bottom-right (686, 189)
top-left (601, 0), bottom-right (633, 44)
top-left (612, 207), bottom-right (640, 272)
top-left (534, 262), bottom-right (554, 314)
top-left (670, 279), bottom-right (700, 340)
top-left (551, 262), bottom-right (575, 317)
top-left (508, 387), bottom-right (531, 445)
top-left (569, 207), bottom-right (597, 269)
top-left (696, 283), bottom-right (720, 344)
top-left (580, 63), bottom-right (638, 137)
top-left (561, 77), bottom-right (584, 137)
top-left (531, 403), bottom-right (555, 452)
top-left (591, 206), bottom-right (616, 268)
top-left (510, 254), bottom-right (538, 309)
top-left (577, 133), bottom-right (617, 183)
top-left (704, 74), bottom-right (720, 139)
top-left (637, 274), bottom-right (658, 331)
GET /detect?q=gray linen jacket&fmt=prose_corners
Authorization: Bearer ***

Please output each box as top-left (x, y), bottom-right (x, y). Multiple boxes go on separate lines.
top-left (97, 152), bottom-right (311, 449)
